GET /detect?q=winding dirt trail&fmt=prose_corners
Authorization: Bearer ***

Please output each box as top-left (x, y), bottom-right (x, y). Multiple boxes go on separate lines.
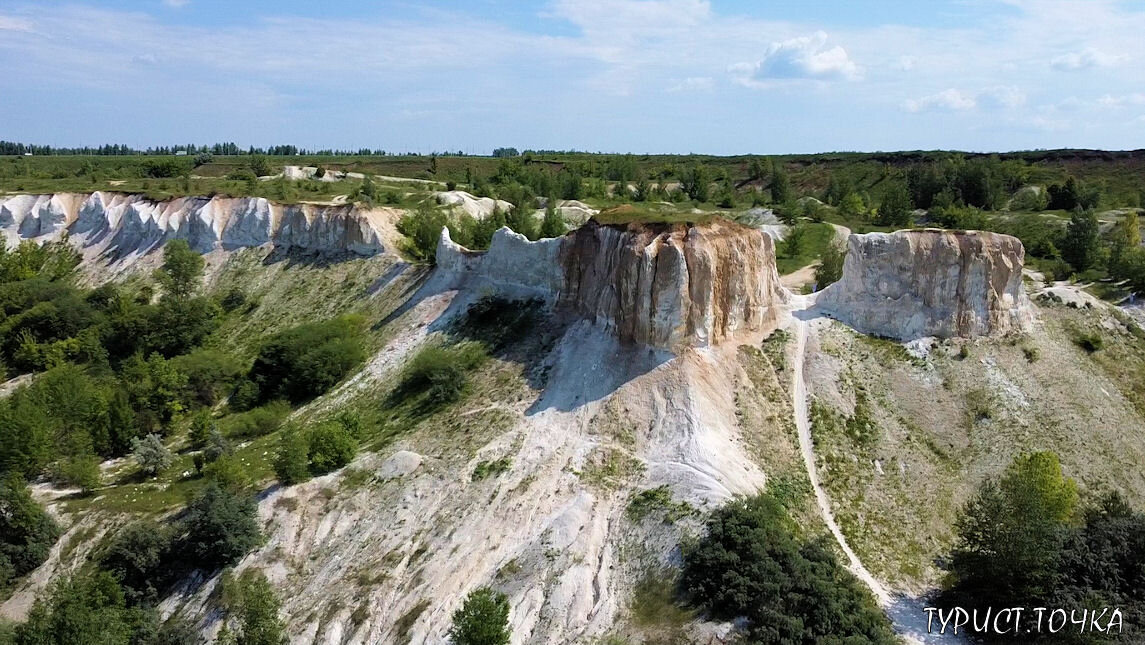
top-left (789, 308), bottom-right (966, 644)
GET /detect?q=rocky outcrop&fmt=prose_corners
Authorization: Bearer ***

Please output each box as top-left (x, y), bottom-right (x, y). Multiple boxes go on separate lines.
top-left (436, 218), bottom-right (787, 351)
top-left (0, 191), bottom-right (388, 259)
top-left (816, 229), bottom-right (1035, 339)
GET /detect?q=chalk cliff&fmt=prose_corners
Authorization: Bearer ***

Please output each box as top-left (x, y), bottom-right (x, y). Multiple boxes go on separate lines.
top-left (816, 229), bottom-right (1035, 339)
top-left (436, 218), bottom-right (787, 351)
top-left (0, 192), bottom-right (389, 259)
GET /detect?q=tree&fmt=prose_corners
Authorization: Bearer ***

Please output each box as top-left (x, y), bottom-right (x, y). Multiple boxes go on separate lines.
top-left (178, 482), bottom-right (261, 569)
top-left (782, 223), bottom-right (806, 258)
top-left (248, 155), bottom-right (271, 177)
top-left (839, 192), bottom-right (866, 219)
top-left (1061, 208), bottom-right (1101, 273)
top-left (0, 474), bottom-right (60, 587)
top-left (539, 202), bottom-right (566, 239)
top-left (155, 240), bottom-right (204, 300)
top-left (769, 164), bottom-right (791, 204)
top-left (13, 571), bottom-right (135, 645)
top-left (273, 428), bottom-right (310, 485)
top-left (681, 494), bottom-right (896, 644)
top-left (248, 316), bottom-right (366, 404)
top-left (949, 451), bottom-right (1078, 607)
top-left (680, 164), bottom-right (710, 202)
top-left (1109, 210), bottom-right (1141, 276)
top-left (307, 422), bottom-right (357, 475)
top-left (219, 571), bottom-right (287, 645)
top-left (131, 434), bottom-right (172, 478)
top-left (815, 241), bottom-right (846, 289)
top-left (189, 410), bottom-right (213, 448)
top-left (449, 587), bottom-right (511, 645)
top-left (874, 181), bottom-right (912, 227)
top-left (97, 521), bottom-right (175, 605)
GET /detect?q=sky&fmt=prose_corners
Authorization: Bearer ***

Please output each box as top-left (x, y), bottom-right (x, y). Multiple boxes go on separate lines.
top-left (1, 0), bottom-right (1143, 155)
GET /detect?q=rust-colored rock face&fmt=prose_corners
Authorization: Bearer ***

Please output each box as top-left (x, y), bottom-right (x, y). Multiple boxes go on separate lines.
top-left (558, 219), bottom-right (786, 351)
top-left (816, 229), bottom-right (1035, 339)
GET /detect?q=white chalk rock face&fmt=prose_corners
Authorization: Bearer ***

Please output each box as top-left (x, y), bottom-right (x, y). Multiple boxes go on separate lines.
top-left (816, 229), bottom-right (1035, 339)
top-left (435, 218), bottom-right (787, 351)
top-left (0, 192), bottom-right (387, 261)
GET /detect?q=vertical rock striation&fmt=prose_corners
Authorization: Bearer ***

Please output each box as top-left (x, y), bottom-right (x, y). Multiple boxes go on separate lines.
top-left (435, 218), bottom-right (787, 351)
top-left (816, 229), bottom-right (1035, 339)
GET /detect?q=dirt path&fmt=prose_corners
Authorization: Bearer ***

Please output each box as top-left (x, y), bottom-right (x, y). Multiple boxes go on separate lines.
top-left (789, 307), bottom-right (966, 644)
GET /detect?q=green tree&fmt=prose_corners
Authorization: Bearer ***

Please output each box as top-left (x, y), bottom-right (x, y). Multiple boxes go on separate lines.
top-left (306, 422), bottom-right (357, 475)
top-left (449, 587), bottom-right (512, 645)
top-left (248, 316), bottom-right (366, 405)
top-left (131, 434), bottom-right (172, 478)
top-left (155, 240), bottom-right (204, 300)
top-left (681, 164), bottom-right (710, 202)
top-left (815, 241), bottom-right (846, 289)
top-left (874, 181), bottom-right (912, 227)
top-left (539, 202), bottom-right (566, 239)
top-left (13, 571), bottom-right (135, 645)
top-left (681, 494), bottom-right (895, 644)
top-left (178, 482), bottom-right (261, 569)
top-left (219, 571), bottom-right (287, 645)
top-left (396, 202), bottom-right (450, 264)
top-left (189, 410), bottom-right (213, 448)
top-left (97, 521), bottom-right (174, 605)
top-left (839, 192), bottom-right (866, 219)
top-left (782, 223), bottom-right (806, 259)
top-left (769, 164), bottom-right (790, 203)
top-left (273, 427), bottom-right (310, 485)
top-left (949, 451), bottom-right (1078, 607)
top-left (1061, 208), bottom-right (1101, 272)
top-left (0, 474), bottom-right (60, 587)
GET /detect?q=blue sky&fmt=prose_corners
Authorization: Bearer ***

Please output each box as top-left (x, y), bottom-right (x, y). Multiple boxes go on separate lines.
top-left (1, 0), bottom-right (1143, 154)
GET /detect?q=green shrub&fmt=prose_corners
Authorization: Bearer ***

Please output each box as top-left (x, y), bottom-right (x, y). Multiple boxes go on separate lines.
top-left (397, 203), bottom-right (450, 263)
top-left (178, 482), bottom-right (261, 570)
top-left (274, 428), bottom-right (310, 485)
top-left (452, 296), bottom-right (541, 351)
top-left (393, 342), bottom-right (487, 410)
top-left (53, 455), bottom-right (100, 493)
top-left (449, 587), bottom-right (511, 645)
top-left (471, 458), bottom-right (511, 482)
top-left (97, 521), bottom-right (175, 605)
top-left (220, 401), bottom-right (290, 439)
top-left (1072, 329), bottom-right (1104, 353)
top-left (169, 348), bottom-right (244, 407)
top-left (12, 571), bottom-right (135, 645)
top-left (307, 422), bottom-right (357, 475)
top-left (681, 493), bottom-right (896, 644)
top-left (249, 316), bottom-right (366, 404)
top-left (0, 475), bottom-right (60, 587)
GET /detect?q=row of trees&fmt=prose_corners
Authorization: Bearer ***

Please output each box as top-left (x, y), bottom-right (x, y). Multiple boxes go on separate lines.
top-left (946, 452), bottom-right (1145, 642)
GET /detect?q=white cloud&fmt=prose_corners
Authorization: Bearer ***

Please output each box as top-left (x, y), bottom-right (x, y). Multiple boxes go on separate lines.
top-left (980, 85), bottom-right (1026, 109)
top-left (1051, 47), bottom-right (1127, 70)
top-left (904, 89), bottom-right (977, 112)
top-left (1097, 93), bottom-right (1145, 107)
top-left (666, 76), bottom-right (713, 93)
top-left (895, 56), bottom-right (916, 71)
top-left (162, 0), bottom-right (191, 7)
top-left (0, 14), bottom-right (33, 31)
top-left (732, 31), bottom-right (860, 86)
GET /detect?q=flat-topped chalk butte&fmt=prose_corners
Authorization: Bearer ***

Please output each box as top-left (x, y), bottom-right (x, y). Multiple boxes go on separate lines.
top-left (436, 218), bottom-right (788, 351)
top-left (816, 229), bottom-right (1035, 339)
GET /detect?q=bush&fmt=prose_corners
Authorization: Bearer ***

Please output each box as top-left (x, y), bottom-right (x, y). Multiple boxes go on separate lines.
top-left (273, 428), bottom-right (310, 485)
top-left (449, 587), bottom-right (511, 645)
top-left (681, 493), bottom-right (896, 644)
top-left (53, 455), bottom-right (100, 493)
top-left (219, 287), bottom-right (248, 313)
top-left (815, 241), bottom-right (845, 288)
top-left (393, 343), bottom-right (487, 410)
top-left (1072, 328), bottom-right (1104, 353)
top-left (218, 570), bottom-right (286, 645)
top-left (0, 474), bottom-right (60, 587)
top-left (97, 521), bottom-right (175, 605)
top-left (948, 452), bottom-right (1077, 608)
top-left (131, 433), bottom-right (173, 478)
top-left (220, 401), bottom-right (290, 439)
top-left (13, 571), bottom-right (135, 645)
top-left (306, 421), bottom-right (357, 475)
top-left (396, 203), bottom-right (450, 263)
top-left (178, 482), bottom-right (261, 570)
top-left (249, 316), bottom-right (366, 404)
top-left (169, 349), bottom-right (244, 407)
